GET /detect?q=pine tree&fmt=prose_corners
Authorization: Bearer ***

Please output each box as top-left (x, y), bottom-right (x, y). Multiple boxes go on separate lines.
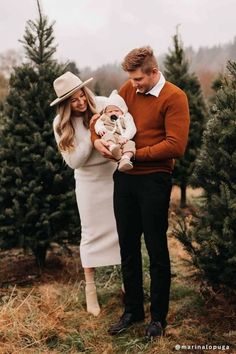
top-left (175, 61), bottom-right (236, 289)
top-left (164, 31), bottom-right (208, 207)
top-left (0, 1), bottom-right (80, 267)
top-left (66, 61), bottom-right (80, 76)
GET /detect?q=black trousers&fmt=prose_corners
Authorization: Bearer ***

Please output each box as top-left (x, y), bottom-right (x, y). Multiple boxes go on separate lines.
top-left (113, 170), bottom-right (172, 325)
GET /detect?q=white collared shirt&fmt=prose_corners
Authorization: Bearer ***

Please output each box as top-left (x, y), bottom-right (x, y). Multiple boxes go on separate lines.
top-left (137, 71), bottom-right (166, 97)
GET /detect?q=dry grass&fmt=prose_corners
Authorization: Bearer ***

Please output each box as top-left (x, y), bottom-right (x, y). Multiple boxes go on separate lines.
top-left (0, 282), bottom-right (83, 353)
top-left (0, 187), bottom-right (235, 353)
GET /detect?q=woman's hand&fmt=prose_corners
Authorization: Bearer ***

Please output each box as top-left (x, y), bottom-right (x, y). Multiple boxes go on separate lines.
top-left (94, 139), bottom-right (114, 159)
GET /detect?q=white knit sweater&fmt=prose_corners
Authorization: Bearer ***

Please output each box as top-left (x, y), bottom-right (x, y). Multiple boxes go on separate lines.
top-left (53, 97), bottom-right (114, 179)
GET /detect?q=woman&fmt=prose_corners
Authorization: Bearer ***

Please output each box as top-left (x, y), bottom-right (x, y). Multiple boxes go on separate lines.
top-left (50, 71), bottom-right (121, 316)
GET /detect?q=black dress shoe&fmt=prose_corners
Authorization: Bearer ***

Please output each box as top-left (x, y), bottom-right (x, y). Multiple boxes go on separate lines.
top-left (145, 321), bottom-right (165, 340)
top-left (108, 312), bottom-right (144, 335)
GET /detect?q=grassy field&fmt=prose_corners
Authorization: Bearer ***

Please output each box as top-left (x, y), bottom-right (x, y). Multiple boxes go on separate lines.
top-left (0, 187), bottom-right (235, 353)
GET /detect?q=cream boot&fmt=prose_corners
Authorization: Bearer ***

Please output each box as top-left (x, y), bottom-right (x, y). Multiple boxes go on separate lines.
top-left (85, 281), bottom-right (101, 316)
top-left (84, 269), bottom-right (100, 316)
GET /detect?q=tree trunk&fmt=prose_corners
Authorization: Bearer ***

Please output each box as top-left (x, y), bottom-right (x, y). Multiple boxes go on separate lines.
top-left (180, 183), bottom-right (187, 208)
top-left (33, 243), bottom-right (48, 269)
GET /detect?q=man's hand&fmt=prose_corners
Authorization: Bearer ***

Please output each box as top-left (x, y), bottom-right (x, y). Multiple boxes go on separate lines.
top-left (94, 139), bottom-right (113, 159)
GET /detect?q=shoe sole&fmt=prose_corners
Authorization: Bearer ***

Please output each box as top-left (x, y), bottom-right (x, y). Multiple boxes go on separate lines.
top-left (108, 324), bottom-right (134, 335)
top-left (145, 329), bottom-right (165, 341)
top-left (118, 162), bottom-right (133, 172)
top-left (108, 319), bottom-right (144, 336)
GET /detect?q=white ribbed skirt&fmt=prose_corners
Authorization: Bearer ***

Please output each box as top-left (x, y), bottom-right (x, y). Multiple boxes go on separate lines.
top-left (75, 159), bottom-right (121, 268)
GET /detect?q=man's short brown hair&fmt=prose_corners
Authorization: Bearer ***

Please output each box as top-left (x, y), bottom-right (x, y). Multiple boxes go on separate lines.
top-left (122, 46), bottom-right (158, 74)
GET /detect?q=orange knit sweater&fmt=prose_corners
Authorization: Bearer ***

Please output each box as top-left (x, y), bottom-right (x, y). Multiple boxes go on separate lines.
top-left (91, 80), bottom-right (190, 174)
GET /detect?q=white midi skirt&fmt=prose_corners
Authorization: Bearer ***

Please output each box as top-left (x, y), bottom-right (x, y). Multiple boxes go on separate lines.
top-left (75, 159), bottom-right (121, 268)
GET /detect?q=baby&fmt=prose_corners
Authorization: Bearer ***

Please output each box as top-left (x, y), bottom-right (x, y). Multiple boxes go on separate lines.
top-left (95, 90), bottom-right (136, 172)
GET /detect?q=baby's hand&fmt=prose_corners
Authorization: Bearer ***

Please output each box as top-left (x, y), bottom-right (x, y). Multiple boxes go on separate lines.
top-left (118, 137), bottom-right (128, 145)
top-left (98, 130), bottom-right (106, 137)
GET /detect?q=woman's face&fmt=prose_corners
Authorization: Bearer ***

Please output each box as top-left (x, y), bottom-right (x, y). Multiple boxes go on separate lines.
top-left (70, 89), bottom-right (88, 115)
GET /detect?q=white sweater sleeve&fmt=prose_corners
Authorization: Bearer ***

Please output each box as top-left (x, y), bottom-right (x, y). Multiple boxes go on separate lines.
top-left (94, 118), bottom-right (108, 135)
top-left (53, 116), bottom-right (93, 169)
top-left (122, 112), bottom-right (137, 139)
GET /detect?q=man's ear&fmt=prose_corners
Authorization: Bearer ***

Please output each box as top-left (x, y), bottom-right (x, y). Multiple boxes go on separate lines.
top-left (152, 67), bottom-right (158, 75)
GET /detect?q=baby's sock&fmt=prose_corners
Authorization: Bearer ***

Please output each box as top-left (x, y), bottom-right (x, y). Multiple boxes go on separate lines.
top-left (118, 155), bottom-right (133, 172)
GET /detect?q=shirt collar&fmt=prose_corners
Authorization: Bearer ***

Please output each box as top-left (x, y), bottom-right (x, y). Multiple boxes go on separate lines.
top-left (136, 71), bottom-right (166, 97)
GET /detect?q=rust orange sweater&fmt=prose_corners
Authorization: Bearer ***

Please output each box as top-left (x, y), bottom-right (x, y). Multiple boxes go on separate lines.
top-left (91, 80), bottom-right (190, 174)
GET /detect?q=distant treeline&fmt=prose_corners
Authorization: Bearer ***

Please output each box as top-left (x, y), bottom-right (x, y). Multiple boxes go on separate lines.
top-left (81, 37), bottom-right (236, 98)
top-left (186, 37), bottom-right (236, 72)
top-left (0, 36), bottom-right (236, 100)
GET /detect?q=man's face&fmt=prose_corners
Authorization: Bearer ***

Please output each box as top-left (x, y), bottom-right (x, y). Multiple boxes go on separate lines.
top-left (128, 68), bottom-right (158, 94)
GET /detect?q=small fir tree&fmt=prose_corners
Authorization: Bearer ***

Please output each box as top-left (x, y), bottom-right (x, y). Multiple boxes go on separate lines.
top-left (65, 61), bottom-right (80, 76)
top-left (175, 61), bottom-right (236, 289)
top-left (0, 1), bottom-right (80, 267)
top-left (164, 31), bottom-right (208, 207)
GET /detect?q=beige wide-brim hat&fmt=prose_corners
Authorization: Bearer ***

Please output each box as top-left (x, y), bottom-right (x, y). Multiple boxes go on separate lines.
top-left (50, 71), bottom-right (93, 107)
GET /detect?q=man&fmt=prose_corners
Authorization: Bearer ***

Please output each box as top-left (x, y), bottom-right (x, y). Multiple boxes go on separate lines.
top-left (90, 46), bottom-right (190, 339)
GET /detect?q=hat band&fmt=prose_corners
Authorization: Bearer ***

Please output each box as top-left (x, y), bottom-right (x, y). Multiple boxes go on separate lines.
top-left (58, 84), bottom-right (81, 98)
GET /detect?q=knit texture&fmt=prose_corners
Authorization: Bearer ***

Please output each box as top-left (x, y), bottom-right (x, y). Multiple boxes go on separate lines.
top-left (91, 80), bottom-right (190, 174)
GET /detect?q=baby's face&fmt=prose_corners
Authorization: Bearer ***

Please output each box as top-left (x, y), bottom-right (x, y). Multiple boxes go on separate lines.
top-left (105, 105), bottom-right (123, 117)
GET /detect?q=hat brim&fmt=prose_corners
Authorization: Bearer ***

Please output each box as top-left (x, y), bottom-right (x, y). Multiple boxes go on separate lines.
top-left (50, 77), bottom-right (93, 107)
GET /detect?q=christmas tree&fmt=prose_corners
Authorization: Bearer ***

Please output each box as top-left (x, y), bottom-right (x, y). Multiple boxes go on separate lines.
top-left (164, 30), bottom-right (208, 207)
top-left (0, 1), bottom-right (80, 267)
top-left (175, 61), bottom-right (236, 289)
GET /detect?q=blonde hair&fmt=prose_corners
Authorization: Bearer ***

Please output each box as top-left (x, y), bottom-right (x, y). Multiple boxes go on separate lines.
top-left (56, 86), bottom-right (97, 152)
top-left (122, 46), bottom-right (158, 74)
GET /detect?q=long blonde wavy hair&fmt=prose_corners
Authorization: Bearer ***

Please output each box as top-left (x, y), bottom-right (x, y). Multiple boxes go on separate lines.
top-left (56, 86), bottom-right (97, 152)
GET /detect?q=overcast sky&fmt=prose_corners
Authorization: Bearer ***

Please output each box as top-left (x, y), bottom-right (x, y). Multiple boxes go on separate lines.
top-left (1, 0), bottom-right (235, 69)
